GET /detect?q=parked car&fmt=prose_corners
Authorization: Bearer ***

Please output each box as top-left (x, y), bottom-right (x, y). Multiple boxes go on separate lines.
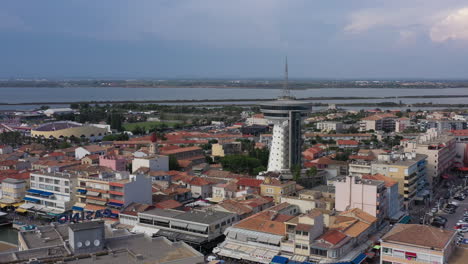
top-left (431, 221), bottom-right (445, 228)
top-left (444, 208), bottom-right (456, 214)
top-left (433, 216), bottom-right (447, 223)
top-left (454, 196), bottom-right (465, 201)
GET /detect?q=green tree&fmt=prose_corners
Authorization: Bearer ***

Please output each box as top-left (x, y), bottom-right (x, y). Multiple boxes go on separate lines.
top-left (220, 155), bottom-right (262, 175)
top-left (306, 166), bottom-right (317, 177)
top-left (169, 155), bottom-right (180, 170)
top-left (252, 166), bottom-right (266, 175)
top-left (290, 164), bottom-right (302, 181)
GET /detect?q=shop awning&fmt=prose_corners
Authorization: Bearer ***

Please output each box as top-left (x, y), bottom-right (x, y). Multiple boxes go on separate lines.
top-left (77, 189), bottom-right (87, 194)
top-left (19, 203), bottom-right (35, 209)
top-left (86, 199), bottom-right (106, 206)
top-left (24, 197), bottom-right (40, 203)
top-left (40, 191), bottom-right (54, 196)
top-left (405, 252), bottom-right (417, 258)
top-left (171, 222), bottom-right (188, 229)
top-left (87, 191), bottom-right (100, 197)
top-left (187, 224), bottom-right (207, 232)
top-left (15, 208), bottom-right (28, 213)
top-left (27, 189), bottom-right (43, 195)
top-left (352, 253), bottom-right (367, 264)
top-left (72, 206), bottom-right (84, 211)
top-left (12, 202), bottom-right (24, 207)
top-left (107, 202), bottom-right (123, 207)
top-left (0, 204), bottom-right (8, 208)
top-left (271, 256), bottom-right (288, 264)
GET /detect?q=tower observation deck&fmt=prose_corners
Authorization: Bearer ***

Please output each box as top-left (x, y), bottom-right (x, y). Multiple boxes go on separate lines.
top-left (259, 58), bottom-right (311, 172)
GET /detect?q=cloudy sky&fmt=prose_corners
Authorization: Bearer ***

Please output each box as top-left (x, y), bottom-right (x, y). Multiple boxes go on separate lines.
top-left (2, 0), bottom-right (468, 79)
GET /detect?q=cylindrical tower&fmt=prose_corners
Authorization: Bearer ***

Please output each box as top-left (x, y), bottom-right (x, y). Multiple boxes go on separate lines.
top-left (260, 98), bottom-right (311, 172)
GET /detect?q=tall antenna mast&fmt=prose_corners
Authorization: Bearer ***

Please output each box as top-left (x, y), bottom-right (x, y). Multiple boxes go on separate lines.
top-left (282, 56), bottom-right (291, 98)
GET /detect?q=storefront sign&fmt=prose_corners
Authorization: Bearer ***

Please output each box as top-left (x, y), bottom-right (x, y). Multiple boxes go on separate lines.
top-left (57, 209), bottom-right (112, 224)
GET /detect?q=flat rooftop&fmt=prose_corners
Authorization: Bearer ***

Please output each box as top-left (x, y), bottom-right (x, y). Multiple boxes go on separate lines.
top-left (140, 208), bottom-right (235, 224)
top-left (67, 236), bottom-right (204, 264)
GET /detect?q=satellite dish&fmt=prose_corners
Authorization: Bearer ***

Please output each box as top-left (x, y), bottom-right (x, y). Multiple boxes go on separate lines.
top-left (94, 239), bottom-right (100, 246)
top-left (77, 242), bottom-right (82, 248)
top-left (85, 240), bottom-right (90, 246)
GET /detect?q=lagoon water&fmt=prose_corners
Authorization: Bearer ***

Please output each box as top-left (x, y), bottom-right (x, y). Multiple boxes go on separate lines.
top-left (0, 87), bottom-right (468, 110)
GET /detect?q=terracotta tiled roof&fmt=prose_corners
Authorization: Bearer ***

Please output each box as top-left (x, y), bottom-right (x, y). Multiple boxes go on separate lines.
top-left (319, 229), bottom-right (347, 245)
top-left (382, 224), bottom-right (455, 250)
top-left (188, 177), bottom-right (212, 186)
top-left (155, 199), bottom-right (182, 209)
top-left (234, 210), bottom-right (288, 236)
top-left (160, 146), bottom-right (202, 155)
top-left (236, 178), bottom-right (263, 188)
top-left (343, 221), bottom-right (371, 238)
top-left (337, 140), bottom-right (359, 145)
top-left (362, 173), bottom-right (398, 188)
top-left (340, 208), bottom-right (377, 224)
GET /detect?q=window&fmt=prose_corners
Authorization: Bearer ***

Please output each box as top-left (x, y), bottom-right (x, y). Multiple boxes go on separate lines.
top-left (30, 183), bottom-right (36, 187)
top-left (39, 177), bottom-right (44, 182)
top-left (30, 176), bottom-right (35, 181)
top-left (64, 181), bottom-right (69, 186)
top-left (393, 250), bottom-right (405, 258)
top-left (55, 186), bottom-right (60, 192)
top-left (54, 180), bottom-right (60, 184)
top-left (65, 188), bottom-right (69, 193)
top-left (39, 184), bottom-right (45, 189)
top-left (302, 231), bottom-right (309, 236)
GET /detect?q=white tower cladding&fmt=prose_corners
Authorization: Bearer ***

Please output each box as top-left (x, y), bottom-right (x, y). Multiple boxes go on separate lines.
top-left (260, 99), bottom-right (311, 172)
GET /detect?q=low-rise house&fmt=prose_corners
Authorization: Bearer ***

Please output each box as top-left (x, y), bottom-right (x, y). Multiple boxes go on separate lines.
top-left (212, 142), bottom-right (242, 157)
top-left (236, 177), bottom-right (263, 194)
top-left (308, 157), bottom-right (348, 179)
top-left (260, 177), bottom-right (296, 203)
top-left (80, 154), bottom-right (99, 165)
top-left (0, 145), bottom-right (13, 155)
top-left (187, 177), bottom-right (214, 199)
top-left (212, 182), bottom-right (240, 202)
top-left (75, 145), bottom-right (110, 160)
top-left (99, 155), bottom-right (127, 171)
top-left (336, 140), bottom-right (359, 149)
top-left (0, 159), bottom-right (31, 171)
top-left (380, 224), bottom-right (456, 264)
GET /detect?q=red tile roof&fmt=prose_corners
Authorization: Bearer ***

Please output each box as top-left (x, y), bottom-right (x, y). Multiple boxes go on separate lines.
top-left (337, 140), bottom-right (359, 145)
top-left (319, 229), bottom-right (347, 245)
top-left (188, 177), bottom-right (212, 186)
top-left (236, 178), bottom-right (263, 188)
top-left (155, 199), bottom-right (182, 209)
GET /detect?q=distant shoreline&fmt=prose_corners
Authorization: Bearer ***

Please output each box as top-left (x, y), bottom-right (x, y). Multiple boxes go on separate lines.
top-left (0, 86), bottom-right (466, 90)
top-left (1, 94), bottom-right (468, 106)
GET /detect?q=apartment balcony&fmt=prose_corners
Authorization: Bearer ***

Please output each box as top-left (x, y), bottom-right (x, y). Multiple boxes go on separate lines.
top-left (109, 190), bottom-right (124, 196)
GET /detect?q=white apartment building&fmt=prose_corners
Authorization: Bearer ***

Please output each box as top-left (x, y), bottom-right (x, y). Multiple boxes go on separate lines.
top-left (24, 171), bottom-right (78, 215)
top-left (132, 155), bottom-right (169, 173)
top-left (402, 128), bottom-right (456, 188)
top-left (334, 175), bottom-right (387, 221)
top-left (349, 161), bottom-right (372, 177)
top-left (315, 121), bottom-right (344, 133)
